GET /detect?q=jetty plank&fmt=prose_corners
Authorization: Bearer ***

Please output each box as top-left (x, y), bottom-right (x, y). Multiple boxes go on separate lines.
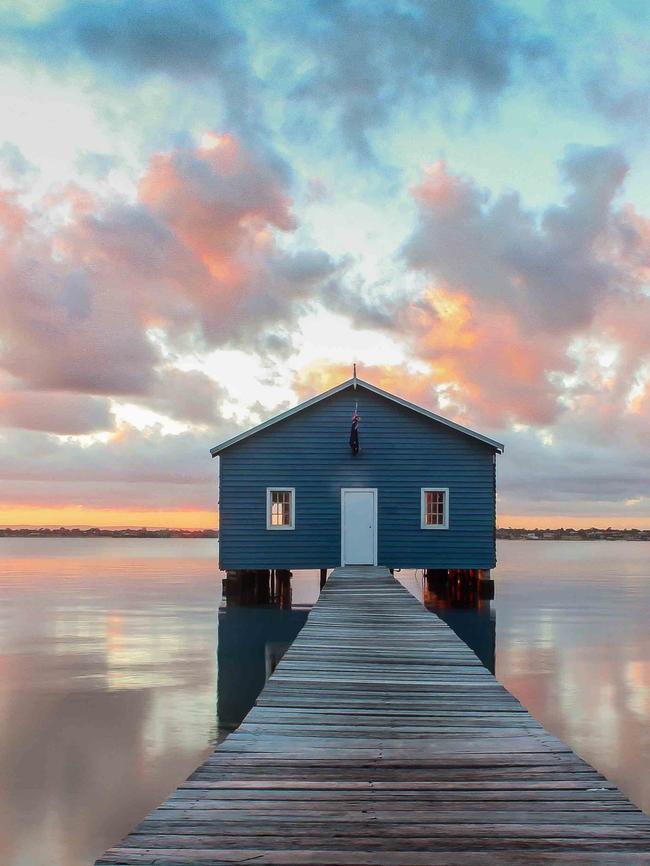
top-left (95, 566), bottom-right (650, 865)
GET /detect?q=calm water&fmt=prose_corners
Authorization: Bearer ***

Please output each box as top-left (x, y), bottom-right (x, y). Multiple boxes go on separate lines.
top-left (0, 539), bottom-right (649, 865)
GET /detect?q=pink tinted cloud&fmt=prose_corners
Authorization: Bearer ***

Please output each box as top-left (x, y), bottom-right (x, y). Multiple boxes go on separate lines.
top-left (0, 378), bottom-right (113, 435)
top-left (401, 288), bottom-right (569, 427)
top-left (136, 133), bottom-right (335, 347)
top-left (0, 133), bottom-right (339, 431)
top-left (396, 147), bottom-right (650, 430)
top-left (140, 134), bottom-right (296, 254)
top-left (405, 147), bottom-right (631, 334)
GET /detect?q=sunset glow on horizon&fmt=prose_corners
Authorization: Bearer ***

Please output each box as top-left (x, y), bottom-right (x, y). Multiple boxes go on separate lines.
top-left (0, 506), bottom-right (218, 531)
top-left (1, 1), bottom-right (649, 530)
top-left (2, 509), bottom-right (649, 533)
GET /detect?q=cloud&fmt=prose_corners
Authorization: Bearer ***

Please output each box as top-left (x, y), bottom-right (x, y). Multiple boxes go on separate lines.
top-left (2, 0), bottom-right (266, 142)
top-left (0, 387), bottom-right (113, 435)
top-left (75, 151), bottom-right (117, 180)
top-left (0, 399), bottom-right (253, 515)
top-left (585, 73), bottom-right (650, 128)
top-left (388, 145), bottom-right (650, 427)
top-left (498, 417), bottom-right (650, 517)
top-left (42, 0), bottom-right (240, 79)
top-left (0, 134), bottom-right (341, 410)
top-left (0, 426), bottom-right (216, 513)
top-left (0, 142), bottom-right (34, 182)
top-left (5, 2), bottom-right (238, 79)
top-left (144, 368), bottom-right (228, 427)
top-left (405, 146), bottom-right (630, 334)
top-left (276, 0), bottom-right (555, 157)
top-left (402, 290), bottom-right (570, 427)
top-left (0, 237), bottom-right (162, 396)
top-left (545, 3), bottom-right (650, 132)
top-left (0, 425), bottom-right (207, 485)
top-left (136, 133), bottom-right (340, 349)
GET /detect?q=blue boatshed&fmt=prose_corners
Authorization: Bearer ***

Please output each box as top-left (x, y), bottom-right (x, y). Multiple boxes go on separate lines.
top-left (210, 377), bottom-right (503, 572)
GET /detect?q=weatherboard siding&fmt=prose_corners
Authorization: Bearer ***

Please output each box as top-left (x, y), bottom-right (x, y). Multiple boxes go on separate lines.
top-left (218, 385), bottom-right (497, 570)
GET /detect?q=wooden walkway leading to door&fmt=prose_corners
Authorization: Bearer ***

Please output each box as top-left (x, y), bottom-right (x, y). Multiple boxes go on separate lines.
top-left (96, 566), bottom-right (650, 865)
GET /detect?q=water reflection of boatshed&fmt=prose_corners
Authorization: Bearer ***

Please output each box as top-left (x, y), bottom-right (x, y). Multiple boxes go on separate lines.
top-left (210, 376), bottom-right (503, 573)
top-left (217, 605), bottom-right (309, 732)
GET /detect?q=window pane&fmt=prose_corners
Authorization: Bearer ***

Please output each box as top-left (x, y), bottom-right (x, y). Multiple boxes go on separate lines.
top-left (424, 490), bottom-right (445, 525)
top-left (270, 490), bottom-right (292, 526)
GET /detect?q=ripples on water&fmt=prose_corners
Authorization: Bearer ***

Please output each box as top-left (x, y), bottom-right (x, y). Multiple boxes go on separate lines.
top-left (0, 538), bottom-right (648, 865)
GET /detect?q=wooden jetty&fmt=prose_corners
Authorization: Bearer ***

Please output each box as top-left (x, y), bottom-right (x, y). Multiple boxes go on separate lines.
top-left (96, 566), bottom-right (650, 865)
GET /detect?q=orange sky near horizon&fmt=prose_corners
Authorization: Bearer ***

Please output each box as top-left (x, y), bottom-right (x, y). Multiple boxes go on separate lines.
top-left (498, 514), bottom-right (650, 530)
top-left (0, 505), bottom-right (218, 530)
top-left (0, 506), bottom-right (649, 531)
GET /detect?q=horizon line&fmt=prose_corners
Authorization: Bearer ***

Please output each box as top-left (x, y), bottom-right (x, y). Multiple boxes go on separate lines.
top-left (1, 524), bottom-right (649, 533)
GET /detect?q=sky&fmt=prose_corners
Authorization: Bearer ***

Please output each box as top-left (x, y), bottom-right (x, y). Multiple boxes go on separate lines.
top-left (0, 0), bottom-right (649, 529)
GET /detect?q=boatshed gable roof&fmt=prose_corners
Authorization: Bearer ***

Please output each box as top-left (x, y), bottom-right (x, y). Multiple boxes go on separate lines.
top-left (210, 378), bottom-right (504, 456)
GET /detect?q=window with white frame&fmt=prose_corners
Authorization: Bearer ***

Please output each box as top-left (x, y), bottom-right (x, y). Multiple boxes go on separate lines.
top-left (266, 488), bottom-right (295, 529)
top-left (421, 488), bottom-right (449, 529)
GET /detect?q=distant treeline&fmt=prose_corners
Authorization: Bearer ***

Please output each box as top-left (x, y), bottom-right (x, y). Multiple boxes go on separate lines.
top-left (0, 527), bottom-right (219, 538)
top-left (1, 526), bottom-right (646, 540)
top-left (498, 527), bottom-right (650, 541)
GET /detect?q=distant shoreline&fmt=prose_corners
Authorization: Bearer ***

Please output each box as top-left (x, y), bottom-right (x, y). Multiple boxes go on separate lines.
top-left (0, 527), bottom-right (648, 540)
top-left (497, 528), bottom-right (650, 541)
top-left (0, 528), bottom-right (218, 538)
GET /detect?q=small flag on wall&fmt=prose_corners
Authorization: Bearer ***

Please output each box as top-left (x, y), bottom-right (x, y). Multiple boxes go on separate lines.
top-left (349, 408), bottom-right (360, 455)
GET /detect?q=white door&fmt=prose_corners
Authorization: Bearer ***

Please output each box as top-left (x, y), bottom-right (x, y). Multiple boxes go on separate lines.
top-left (341, 488), bottom-right (377, 566)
